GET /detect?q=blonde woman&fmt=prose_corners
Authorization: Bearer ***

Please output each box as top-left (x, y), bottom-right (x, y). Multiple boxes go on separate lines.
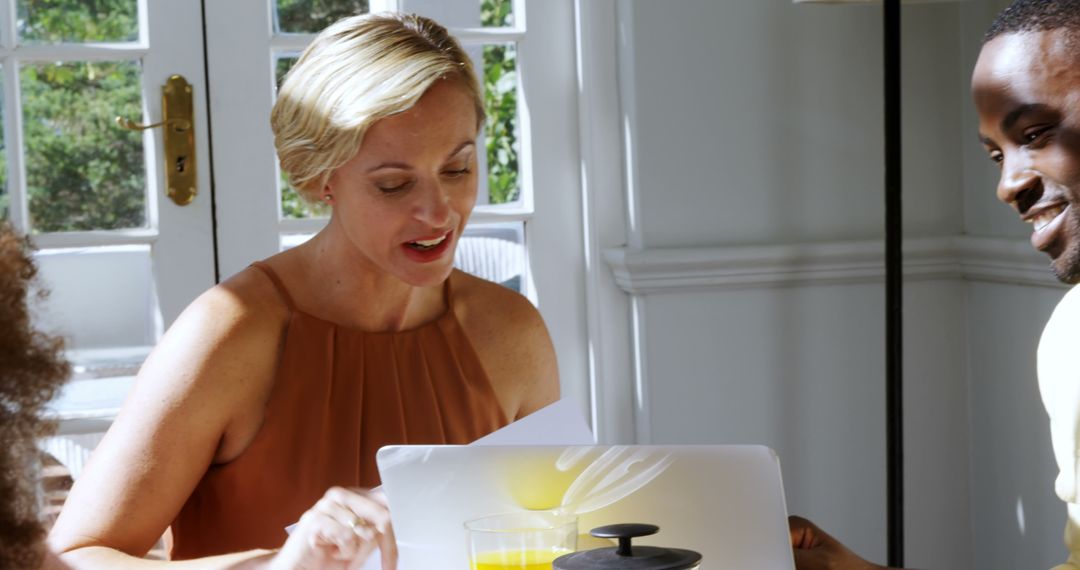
top-left (49, 13), bottom-right (559, 569)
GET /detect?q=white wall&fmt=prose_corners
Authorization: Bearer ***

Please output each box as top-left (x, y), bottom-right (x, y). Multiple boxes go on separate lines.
top-left (967, 282), bottom-right (1063, 569)
top-left (597, 0), bottom-right (1021, 567)
top-left (33, 246), bottom-right (157, 350)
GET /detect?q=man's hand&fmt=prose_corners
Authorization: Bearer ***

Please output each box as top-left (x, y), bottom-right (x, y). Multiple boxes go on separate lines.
top-left (789, 516), bottom-right (891, 570)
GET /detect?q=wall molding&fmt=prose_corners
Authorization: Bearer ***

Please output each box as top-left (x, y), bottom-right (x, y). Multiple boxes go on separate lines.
top-left (603, 235), bottom-right (1067, 295)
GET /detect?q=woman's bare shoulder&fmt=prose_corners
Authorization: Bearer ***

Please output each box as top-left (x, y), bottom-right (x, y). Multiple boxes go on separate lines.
top-left (213, 262), bottom-right (292, 314)
top-left (450, 270), bottom-right (558, 419)
top-left (131, 265), bottom-right (292, 458)
top-left (158, 266), bottom-right (290, 367)
top-left (449, 270), bottom-right (551, 351)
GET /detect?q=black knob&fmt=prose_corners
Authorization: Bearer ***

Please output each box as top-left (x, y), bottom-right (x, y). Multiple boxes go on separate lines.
top-left (589, 523), bottom-right (660, 556)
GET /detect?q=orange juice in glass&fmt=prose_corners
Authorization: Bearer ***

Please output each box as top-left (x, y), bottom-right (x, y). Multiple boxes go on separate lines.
top-left (465, 512), bottom-right (577, 570)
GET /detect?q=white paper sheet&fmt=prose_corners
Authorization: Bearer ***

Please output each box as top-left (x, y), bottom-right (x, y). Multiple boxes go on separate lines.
top-left (470, 398), bottom-right (594, 447)
top-left (292, 399), bottom-right (593, 569)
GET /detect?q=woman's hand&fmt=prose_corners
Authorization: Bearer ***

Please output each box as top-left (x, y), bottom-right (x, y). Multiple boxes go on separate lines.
top-left (272, 487), bottom-right (397, 570)
top-left (789, 516), bottom-right (890, 570)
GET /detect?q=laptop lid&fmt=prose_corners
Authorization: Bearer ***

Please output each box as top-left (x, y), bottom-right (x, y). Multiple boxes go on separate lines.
top-left (376, 444), bottom-right (795, 569)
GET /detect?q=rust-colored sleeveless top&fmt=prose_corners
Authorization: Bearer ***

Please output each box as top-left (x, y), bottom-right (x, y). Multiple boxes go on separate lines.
top-left (169, 263), bottom-right (509, 559)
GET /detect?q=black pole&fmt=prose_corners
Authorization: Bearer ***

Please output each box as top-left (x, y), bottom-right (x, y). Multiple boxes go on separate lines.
top-left (883, 0), bottom-right (903, 567)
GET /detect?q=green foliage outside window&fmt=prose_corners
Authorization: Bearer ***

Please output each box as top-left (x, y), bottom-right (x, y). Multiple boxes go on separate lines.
top-left (482, 43), bottom-right (519, 205)
top-left (12, 0), bottom-right (145, 233)
top-left (17, 0), bottom-right (138, 43)
top-left (275, 0), bottom-right (370, 34)
top-left (481, 0), bottom-right (520, 205)
top-left (23, 61), bottom-right (145, 232)
top-left (275, 56), bottom-right (328, 220)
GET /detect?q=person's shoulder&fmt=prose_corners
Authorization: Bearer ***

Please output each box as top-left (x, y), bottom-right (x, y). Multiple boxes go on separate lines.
top-left (182, 263), bottom-right (291, 332)
top-left (450, 269), bottom-right (545, 335)
top-left (1042, 285), bottom-right (1080, 336)
top-left (128, 263), bottom-right (292, 462)
top-left (450, 270), bottom-right (558, 418)
top-left (1038, 285), bottom-right (1080, 377)
top-left (451, 268), bottom-right (537, 310)
top-left (140, 263), bottom-right (291, 401)
top-left (1055, 284), bottom-right (1080, 316)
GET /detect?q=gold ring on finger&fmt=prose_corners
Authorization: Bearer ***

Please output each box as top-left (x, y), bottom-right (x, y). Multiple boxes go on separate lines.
top-left (348, 515), bottom-right (369, 532)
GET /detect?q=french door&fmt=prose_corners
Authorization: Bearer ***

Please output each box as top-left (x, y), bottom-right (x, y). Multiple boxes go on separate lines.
top-left (2, 1), bottom-right (214, 376)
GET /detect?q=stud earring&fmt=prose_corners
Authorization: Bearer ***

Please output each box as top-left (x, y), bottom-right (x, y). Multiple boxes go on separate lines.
top-left (322, 194), bottom-right (332, 202)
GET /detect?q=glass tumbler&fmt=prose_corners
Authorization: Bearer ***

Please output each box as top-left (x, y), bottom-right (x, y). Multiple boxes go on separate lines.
top-left (465, 511), bottom-right (578, 570)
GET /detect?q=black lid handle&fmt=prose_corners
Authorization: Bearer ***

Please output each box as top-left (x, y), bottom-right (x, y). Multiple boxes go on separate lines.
top-left (589, 523), bottom-right (660, 557)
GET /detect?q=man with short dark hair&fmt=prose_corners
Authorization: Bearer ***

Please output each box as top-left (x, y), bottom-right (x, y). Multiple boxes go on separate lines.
top-left (790, 1), bottom-right (1080, 568)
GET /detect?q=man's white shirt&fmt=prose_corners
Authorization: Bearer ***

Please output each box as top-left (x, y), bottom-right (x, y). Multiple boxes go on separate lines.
top-left (1038, 285), bottom-right (1080, 569)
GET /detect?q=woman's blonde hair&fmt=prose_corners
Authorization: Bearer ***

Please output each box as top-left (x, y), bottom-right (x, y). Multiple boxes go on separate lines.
top-left (272, 12), bottom-right (485, 200)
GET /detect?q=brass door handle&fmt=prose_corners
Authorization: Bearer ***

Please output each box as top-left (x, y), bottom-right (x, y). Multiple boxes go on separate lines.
top-left (115, 116), bottom-right (191, 132)
top-left (115, 75), bottom-right (196, 206)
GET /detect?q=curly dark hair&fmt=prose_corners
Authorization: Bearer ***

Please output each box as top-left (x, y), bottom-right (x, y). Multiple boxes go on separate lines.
top-left (985, 0), bottom-right (1080, 43)
top-left (0, 223), bottom-right (70, 569)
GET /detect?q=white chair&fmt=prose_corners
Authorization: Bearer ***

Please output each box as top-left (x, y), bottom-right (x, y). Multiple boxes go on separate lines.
top-left (454, 235), bottom-right (529, 293)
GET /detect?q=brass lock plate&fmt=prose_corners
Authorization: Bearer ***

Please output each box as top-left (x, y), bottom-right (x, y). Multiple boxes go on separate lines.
top-left (162, 75), bottom-right (195, 205)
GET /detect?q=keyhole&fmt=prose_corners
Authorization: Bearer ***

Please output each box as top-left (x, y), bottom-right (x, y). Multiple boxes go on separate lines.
top-left (176, 156), bottom-right (186, 173)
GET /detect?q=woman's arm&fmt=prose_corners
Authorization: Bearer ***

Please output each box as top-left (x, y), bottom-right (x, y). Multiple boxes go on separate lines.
top-left (48, 270), bottom-right (287, 568)
top-left (52, 547), bottom-right (276, 569)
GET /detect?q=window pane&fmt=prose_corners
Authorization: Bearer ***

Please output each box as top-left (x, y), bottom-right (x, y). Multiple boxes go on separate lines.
top-left (401, 0), bottom-right (511, 29)
top-left (275, 55), bottom-right (297, 91)
top-left (480, 0), bottom-right (514, 28)
top-left (280, 233), bottom-right (311, 251)
top-left (17, 0), bottom-right (139, 44)
top-left (274, 54), bottom-right (328, 220)
top-left (274, 0), bottom-right (369, 34)
top-left (456, 223), bottom-right (526, 292)
top-left (482, 43), bottom-right (519, 205)
top-left (22, 60), bottom-right (147, 233)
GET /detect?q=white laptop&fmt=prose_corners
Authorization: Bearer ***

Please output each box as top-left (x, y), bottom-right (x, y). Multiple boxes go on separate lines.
top-left (376, 444), bottom-right (796, 569)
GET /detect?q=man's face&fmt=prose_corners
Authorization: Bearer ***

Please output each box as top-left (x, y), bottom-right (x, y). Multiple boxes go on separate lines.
top-left (973, 30), bottom-right (1080, 283)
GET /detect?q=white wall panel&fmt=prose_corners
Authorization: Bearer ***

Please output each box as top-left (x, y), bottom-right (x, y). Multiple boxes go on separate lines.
top-left (900, 5), bottom-right (967, 238)
top-left (631, 277), bottom-right (971, 567)
top-left (617, 2), bottom-right (964, 248)
top-left (33, 247), bottom-right (155, 350)
top-left (968, 282), bottom-right (1066, 569)
top-left (643, 284), bottom-right (887, 559)
top-left (903, 280), bottom-right (971, 569)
